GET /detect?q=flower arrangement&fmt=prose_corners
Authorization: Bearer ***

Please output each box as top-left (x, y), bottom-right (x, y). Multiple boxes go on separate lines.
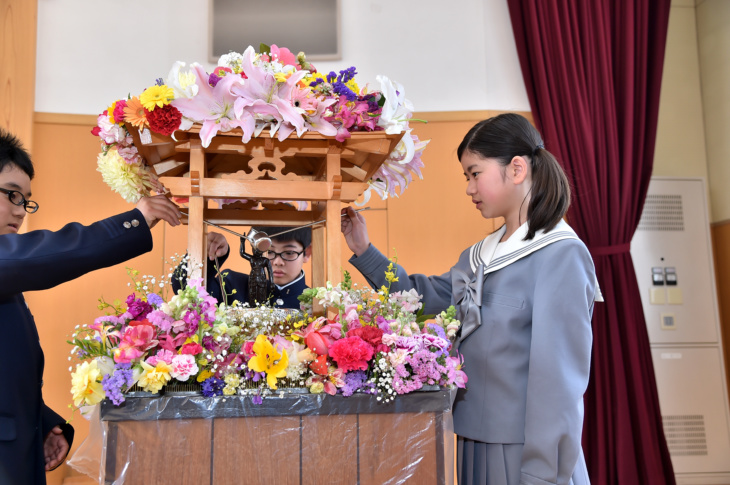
top-left (68, 258), bottom-right (467, 408)
top-left (92, 44), bottom-right (428, 205)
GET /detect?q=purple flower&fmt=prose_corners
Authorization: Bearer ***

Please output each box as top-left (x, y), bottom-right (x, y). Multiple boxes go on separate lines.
top-left (126, 294), bottom-right (152, 319)
top-left (102, 363), bottom-right (134, 405)
top-left (201, 377), bottom-right (225, 397)
top-left (208, 72), bottom-right (222, 87)
top-left (332, 82), bottom-right (357, 102)
top-left (252, 394), bottom-right (263, 405)
top-left (338, 67), bottom-right (357, 83)
top-left (146, 293), bottom-right (164, 307)
top-left (341, 370), bottom-right (372, 397)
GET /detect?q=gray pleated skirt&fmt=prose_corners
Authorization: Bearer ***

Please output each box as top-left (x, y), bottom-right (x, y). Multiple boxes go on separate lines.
top-left (457, 436), bottom-right (591, 485)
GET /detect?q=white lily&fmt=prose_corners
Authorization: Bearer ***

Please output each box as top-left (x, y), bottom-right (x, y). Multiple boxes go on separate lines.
top-left (166, 61), bottom-right (199, 99)
top-left (376, 75), bottom-right (414, 134)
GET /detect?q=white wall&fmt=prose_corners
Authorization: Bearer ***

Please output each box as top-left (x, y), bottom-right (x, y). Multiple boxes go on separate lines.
top-left (35, 0), bottom-right (530, 115)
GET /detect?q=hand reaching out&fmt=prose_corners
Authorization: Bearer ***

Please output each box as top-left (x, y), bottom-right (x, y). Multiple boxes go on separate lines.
top-left (43, 426), bottom-right (69, 471)
top-left (207, 232), bottom-right (229, 260)
top-left (341, 206), bottom-right (371, 257)
top-left (135, 195), bottom-right (181, 229)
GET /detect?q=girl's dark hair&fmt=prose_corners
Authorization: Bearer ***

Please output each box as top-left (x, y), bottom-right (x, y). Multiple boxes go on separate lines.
top-left (0, 129), bottom-right (35, 179)
top-left (457, 113), bottom-right (570, 240)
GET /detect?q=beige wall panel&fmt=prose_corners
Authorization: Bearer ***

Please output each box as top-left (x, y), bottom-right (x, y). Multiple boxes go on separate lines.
top-left (0, 0), bottom-right (36, 147)
top-left (697, 0), bottom-right (730, 222)
top-left (654, 5), bottom-right (709, 184)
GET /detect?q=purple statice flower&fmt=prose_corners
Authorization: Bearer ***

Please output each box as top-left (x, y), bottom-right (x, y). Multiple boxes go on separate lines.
top-left (126, 294), bottom-right (152, 320)
top-left (338, 67), bottom-right (357, 83)
top-left (102, 363), bottom-right (134, 405)
top-left (201, 377), bottom-right (225, 397)
top-left (326, 71), bottom-right (337, 83)
top-left (146, 293), bottom-right (164, 307)
top-left (332, 82), bottom-right (357, 102)
top-left (341, 370), bottom-right (368, 397)
top-left (155, 77), bottom-right (165, 86)
top-left (309, 78), bottom-right (324, 88)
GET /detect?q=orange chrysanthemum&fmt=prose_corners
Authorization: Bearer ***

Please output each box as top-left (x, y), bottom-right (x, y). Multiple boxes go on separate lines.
top-left (123, 97), bottom-right (148, 129)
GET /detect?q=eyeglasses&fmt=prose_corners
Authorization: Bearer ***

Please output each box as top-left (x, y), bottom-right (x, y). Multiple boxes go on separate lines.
top-left (0, 187), bottom-right (39, 213)
top-left (264, 249), bottom-right (304, 261)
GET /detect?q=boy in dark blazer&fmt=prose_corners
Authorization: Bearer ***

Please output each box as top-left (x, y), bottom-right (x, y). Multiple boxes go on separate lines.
top-left (0, 129), bottom-right (180, 484)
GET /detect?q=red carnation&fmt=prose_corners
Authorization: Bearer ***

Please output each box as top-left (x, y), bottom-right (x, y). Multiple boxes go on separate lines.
top-left (328, 336), bottom-right (374, 372)
top-left (348, 326), bottom-right (388, 354)
top-left (146, 104), bottom-right (182, 136)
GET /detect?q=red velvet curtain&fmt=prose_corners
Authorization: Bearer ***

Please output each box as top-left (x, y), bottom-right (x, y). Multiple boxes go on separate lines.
top-left (506, 1), bottom-right (675, 484)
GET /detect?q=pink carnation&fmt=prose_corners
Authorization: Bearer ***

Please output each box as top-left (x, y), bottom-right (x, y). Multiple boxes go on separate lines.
top-left (328, 336), bottom-right (374, 372)
top-left (170, 354), bottom-right (199, 381)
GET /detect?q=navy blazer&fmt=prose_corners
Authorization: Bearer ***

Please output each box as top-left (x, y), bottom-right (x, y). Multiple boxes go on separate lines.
top-left (0, 209), bottom-right (153, 485)
top-left (172, 248), bottom-right (308, 309)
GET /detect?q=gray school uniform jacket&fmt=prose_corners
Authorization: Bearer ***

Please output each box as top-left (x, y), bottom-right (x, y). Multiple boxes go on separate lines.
top-left (349, 221), bottom-right (597, 485)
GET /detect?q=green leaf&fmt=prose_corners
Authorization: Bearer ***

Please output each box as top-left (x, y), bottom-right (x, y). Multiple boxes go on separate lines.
top-left (259, 43), bottom-right (271, 55)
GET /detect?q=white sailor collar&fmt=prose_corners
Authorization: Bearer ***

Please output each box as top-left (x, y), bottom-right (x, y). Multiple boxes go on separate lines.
top-left (469, 220), bottom-right (603, 302)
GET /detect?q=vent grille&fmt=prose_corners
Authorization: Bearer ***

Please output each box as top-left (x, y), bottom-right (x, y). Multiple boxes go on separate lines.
top-left (662, 414), bottom-right (708, 456)
top-left (637, 194), bottom-right (684, 231)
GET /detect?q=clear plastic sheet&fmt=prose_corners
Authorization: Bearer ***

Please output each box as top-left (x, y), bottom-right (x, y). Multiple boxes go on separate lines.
top-left (70, 388), bottom-right (455, 485)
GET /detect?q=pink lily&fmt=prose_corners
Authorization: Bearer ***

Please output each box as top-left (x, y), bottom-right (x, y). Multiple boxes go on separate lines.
top-left (113, 324), bottom-right (158, 364)
top-left (171, 63), bottom-right (254, 147)
top-left (231, 46), bottom-right (307, 140)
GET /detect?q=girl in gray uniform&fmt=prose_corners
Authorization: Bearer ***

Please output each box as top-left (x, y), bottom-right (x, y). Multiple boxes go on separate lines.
top-left (341, 113), bottom-right (599, 485)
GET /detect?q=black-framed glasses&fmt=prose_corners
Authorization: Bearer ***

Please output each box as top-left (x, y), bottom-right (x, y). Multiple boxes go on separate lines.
top-left (0, 187), bottom-right (39, 213)
top-left (264, 249), bottom-right (304, 261)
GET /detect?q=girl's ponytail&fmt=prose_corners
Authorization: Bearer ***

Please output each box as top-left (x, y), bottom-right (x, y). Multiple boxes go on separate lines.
top-left (525, 146), bottom-right (570, 239)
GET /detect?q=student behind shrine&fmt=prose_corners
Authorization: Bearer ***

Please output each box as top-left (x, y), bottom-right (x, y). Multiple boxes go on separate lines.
top-left (341, 113), bottom-right (598, 485)
top-left (0, 129), bottom-right (181, 485)
top-left (173, 226), bottom-right (312, 309)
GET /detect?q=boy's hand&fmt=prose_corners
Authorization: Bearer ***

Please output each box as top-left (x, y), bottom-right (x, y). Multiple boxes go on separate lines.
top-left (136, 195), bottom-right (181, 228)
top-left (43, 426), bottom-right (69, 471)
top-left (207, 232), bottom-right (229, 260)
top-left (341, 207), bottom-right (370, 257)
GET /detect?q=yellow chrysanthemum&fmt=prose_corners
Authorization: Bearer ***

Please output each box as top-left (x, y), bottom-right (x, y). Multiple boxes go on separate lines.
top-left (97, 148), bottom-right (157, 203)
top-left (108, 101), bottom-right (119, 124)
top-left (70, 360), bottom-right (105, 407)
top-left (139, 84), bottom-right (175, 111)
top-left (138, 361), bottom-right (172, 394)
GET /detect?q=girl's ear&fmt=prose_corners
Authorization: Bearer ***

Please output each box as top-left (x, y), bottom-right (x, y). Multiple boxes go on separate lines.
top-left (509, 156), bottom-right (529, 185)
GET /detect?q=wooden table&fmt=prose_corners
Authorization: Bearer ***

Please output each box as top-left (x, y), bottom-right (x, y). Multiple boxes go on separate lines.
top-left (100, 390), bottom-right (454, 485)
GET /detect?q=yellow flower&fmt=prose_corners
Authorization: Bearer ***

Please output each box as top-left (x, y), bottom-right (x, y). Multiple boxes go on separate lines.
top-left (197, 369), bottom-right (214, 382)
top-left (223, 385), bottom-right (237, 396)
top-left (224, 373), bottom-right (240, 387)
top-left (97, 148), bottom-right (157, 203)
top-left (70, 360), bottom-right (105, 407)
top-left (273, 72), bottom-right (288, 83)
top-left (138, 361), bottom-right (172, 394)
top-left (247, 335), bottom-right (289, 390)
top-left (140, 84), bottom-right (175, 111)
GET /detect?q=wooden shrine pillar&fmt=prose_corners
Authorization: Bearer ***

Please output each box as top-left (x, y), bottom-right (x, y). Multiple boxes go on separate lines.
top-left (187, 140), bottom-right (207, 281)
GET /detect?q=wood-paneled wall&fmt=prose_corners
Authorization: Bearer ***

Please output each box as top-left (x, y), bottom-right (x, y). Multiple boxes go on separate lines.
top-left (0, 0), bottom-right (36, 148)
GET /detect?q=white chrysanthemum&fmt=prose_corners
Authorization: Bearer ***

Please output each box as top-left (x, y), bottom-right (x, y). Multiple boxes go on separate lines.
top-left (97, 149), bottom-right (158, 203)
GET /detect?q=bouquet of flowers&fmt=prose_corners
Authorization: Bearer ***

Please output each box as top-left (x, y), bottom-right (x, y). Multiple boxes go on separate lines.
top-left (68, 259), bottom-right (467, 408)
top-left (92, 43), bottom-right (428, 205)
